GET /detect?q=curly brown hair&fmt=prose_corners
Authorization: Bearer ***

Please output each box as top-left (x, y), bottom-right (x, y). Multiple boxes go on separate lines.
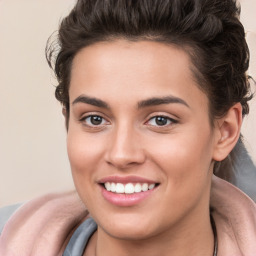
top-left (46, 0), bottom-right (253, 180)
top-left (46, 0), bottom-right (252, 124)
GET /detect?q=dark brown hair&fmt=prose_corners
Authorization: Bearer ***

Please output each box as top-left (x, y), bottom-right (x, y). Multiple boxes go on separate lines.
top-left (46, 0), bottom-right (252, 122)
top-left (46, 0), bottom-right (253, 180)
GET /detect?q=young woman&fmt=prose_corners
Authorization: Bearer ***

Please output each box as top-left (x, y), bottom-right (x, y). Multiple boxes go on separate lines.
top-left (1, 0), bottom-right (256, 255)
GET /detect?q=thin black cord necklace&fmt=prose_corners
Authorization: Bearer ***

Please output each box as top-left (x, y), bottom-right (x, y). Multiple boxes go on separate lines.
top-left (211, 215), bottom-right (218, 256)
top-left (93, 216), bottom-right (218, 256)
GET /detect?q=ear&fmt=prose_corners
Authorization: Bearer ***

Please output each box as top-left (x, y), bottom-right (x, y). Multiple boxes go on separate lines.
top-left (212, 103), bottom-right (243, 161)
top-left (62, 107), bottom-right (69, 131)
top-left (62, 107), bottom-right (67, 117)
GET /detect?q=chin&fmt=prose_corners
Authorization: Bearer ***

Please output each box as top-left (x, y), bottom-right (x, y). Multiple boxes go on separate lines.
top-left (97, 213), bottom-right (159, 240)
top-left (105, 225), bottom-right (155, 241)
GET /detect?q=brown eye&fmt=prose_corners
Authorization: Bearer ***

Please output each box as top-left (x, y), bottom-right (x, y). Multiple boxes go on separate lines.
top-left (155, 116), bottom-right (168, 126)
top-left (82, 115), bottom-right (108, 126)
top-left (90, 116), bottom-right (103, 125)
top-left (147, 116), bottom-right (177, 127)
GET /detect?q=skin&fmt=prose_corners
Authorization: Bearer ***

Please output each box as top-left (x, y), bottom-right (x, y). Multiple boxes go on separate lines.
top-left (66, 40), bottom-right (241, 256)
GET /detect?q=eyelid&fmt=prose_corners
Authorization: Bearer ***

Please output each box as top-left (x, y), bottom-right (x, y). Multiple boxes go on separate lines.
top-left (79, 112), bottom-right (110, 127)
top-left (145, 114), bottom-right (178, 127)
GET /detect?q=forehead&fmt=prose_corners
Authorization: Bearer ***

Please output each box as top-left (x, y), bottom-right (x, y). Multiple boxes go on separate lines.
top-left (70, 40), bottom-right (208, 110)
top-left (71, 40), bottom-right (193, 81)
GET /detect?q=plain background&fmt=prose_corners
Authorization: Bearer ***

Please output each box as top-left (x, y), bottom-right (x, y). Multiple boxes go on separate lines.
top-left (0, 0), bottom-right (255, 207)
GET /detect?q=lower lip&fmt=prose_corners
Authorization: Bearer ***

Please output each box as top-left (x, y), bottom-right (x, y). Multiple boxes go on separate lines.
top-left (100, 186), bottom-right (157, 207)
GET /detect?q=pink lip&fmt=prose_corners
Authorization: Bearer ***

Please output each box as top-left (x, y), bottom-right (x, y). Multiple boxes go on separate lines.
top-left (98, 175), bottom-right (159, 207)
top-left (98, 175), bottom-right (158, 184)
top-left (100, 186), bottom-right (157, 207)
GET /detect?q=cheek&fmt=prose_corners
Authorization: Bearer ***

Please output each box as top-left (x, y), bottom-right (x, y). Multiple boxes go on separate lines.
top-left (148, 127), bottom-right (214, 194)
top-left (67, 127), bottom-right (103, 167)
top-left (66, 130), bottom-right (105, 208)
top-left (67, 136), bottom-right (91, 175)
top-left (66, 128), bottom-right (106, 190)
top-left (152, 132), bottom-right (212, 168)
top-left (149, 133), bottom-right (214, 218)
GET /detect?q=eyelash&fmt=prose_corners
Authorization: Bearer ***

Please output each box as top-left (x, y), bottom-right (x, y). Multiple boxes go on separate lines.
top-left (79, 115), bottom-right (109, 127)
top-left (80, 113), bottom-right (177, 129)
top-left (146, 115), bottom-right (178, 127)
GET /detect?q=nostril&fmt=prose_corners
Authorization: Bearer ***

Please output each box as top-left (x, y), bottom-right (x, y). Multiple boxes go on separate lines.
top-left (105, 153), bottom-right (146, 169)
top-left (104, 136), bottom-right (146, 168)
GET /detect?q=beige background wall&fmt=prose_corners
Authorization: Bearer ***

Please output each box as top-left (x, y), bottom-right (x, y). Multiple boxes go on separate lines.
top-left (0, 0), bottom-right (255, 207)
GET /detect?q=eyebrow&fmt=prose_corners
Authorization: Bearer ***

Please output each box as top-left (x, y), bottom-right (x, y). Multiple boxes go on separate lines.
top-left (72, 94), bottom-right (189, 109)
top-left (72, 95), bottom-right (109, 109)
top-left (138, 96), bottom-right (190, 108)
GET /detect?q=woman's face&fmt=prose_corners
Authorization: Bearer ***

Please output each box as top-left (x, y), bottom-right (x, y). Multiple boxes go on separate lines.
top-left (67, 40), bottom-right (219, 240)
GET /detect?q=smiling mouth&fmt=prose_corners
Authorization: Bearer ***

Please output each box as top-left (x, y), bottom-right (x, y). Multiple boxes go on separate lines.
top-left (101, 182), bottom-right (160, 194)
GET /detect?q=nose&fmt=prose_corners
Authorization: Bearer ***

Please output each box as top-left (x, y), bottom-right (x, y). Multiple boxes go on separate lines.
top-left (105, 125), bottom-right (146, 169)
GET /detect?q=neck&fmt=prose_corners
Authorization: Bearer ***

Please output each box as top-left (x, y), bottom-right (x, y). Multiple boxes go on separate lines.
top-left (93, 211), bottom-right (214, 256)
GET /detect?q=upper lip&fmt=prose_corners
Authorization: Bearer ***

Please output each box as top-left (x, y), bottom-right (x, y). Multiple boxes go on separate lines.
top-left (98, 175), bottom-right (159, 184)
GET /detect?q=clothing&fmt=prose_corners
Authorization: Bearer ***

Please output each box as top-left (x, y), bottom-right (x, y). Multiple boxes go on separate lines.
top-left (0, 191), bottom-right (89, 256)
top-left (0, 203), bottom-right (23, 234)
top-left (0, 203), bottom-right (96, 256)
top-left (1, 176), bottom-right (256, 255)
top-left (63, 218), bottom-right (97, 256)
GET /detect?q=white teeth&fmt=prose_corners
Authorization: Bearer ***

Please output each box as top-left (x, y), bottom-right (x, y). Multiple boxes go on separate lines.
top-left (134, 183), bottom-right (142, 193)
top-left (105, 182), bottom-right (111, 191)
top-left (125, 183), bottom-right (135, 194)
top-left (110, 183), bottom-right (116, 192)
top-left (115, 183), bottom-right (125, 193)
top-left (104, 182), bottom-right (157, 194)
top-left (142, 183), bottom-right (148, 191)
top-left (148, 184), bottom-right (155, 190)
